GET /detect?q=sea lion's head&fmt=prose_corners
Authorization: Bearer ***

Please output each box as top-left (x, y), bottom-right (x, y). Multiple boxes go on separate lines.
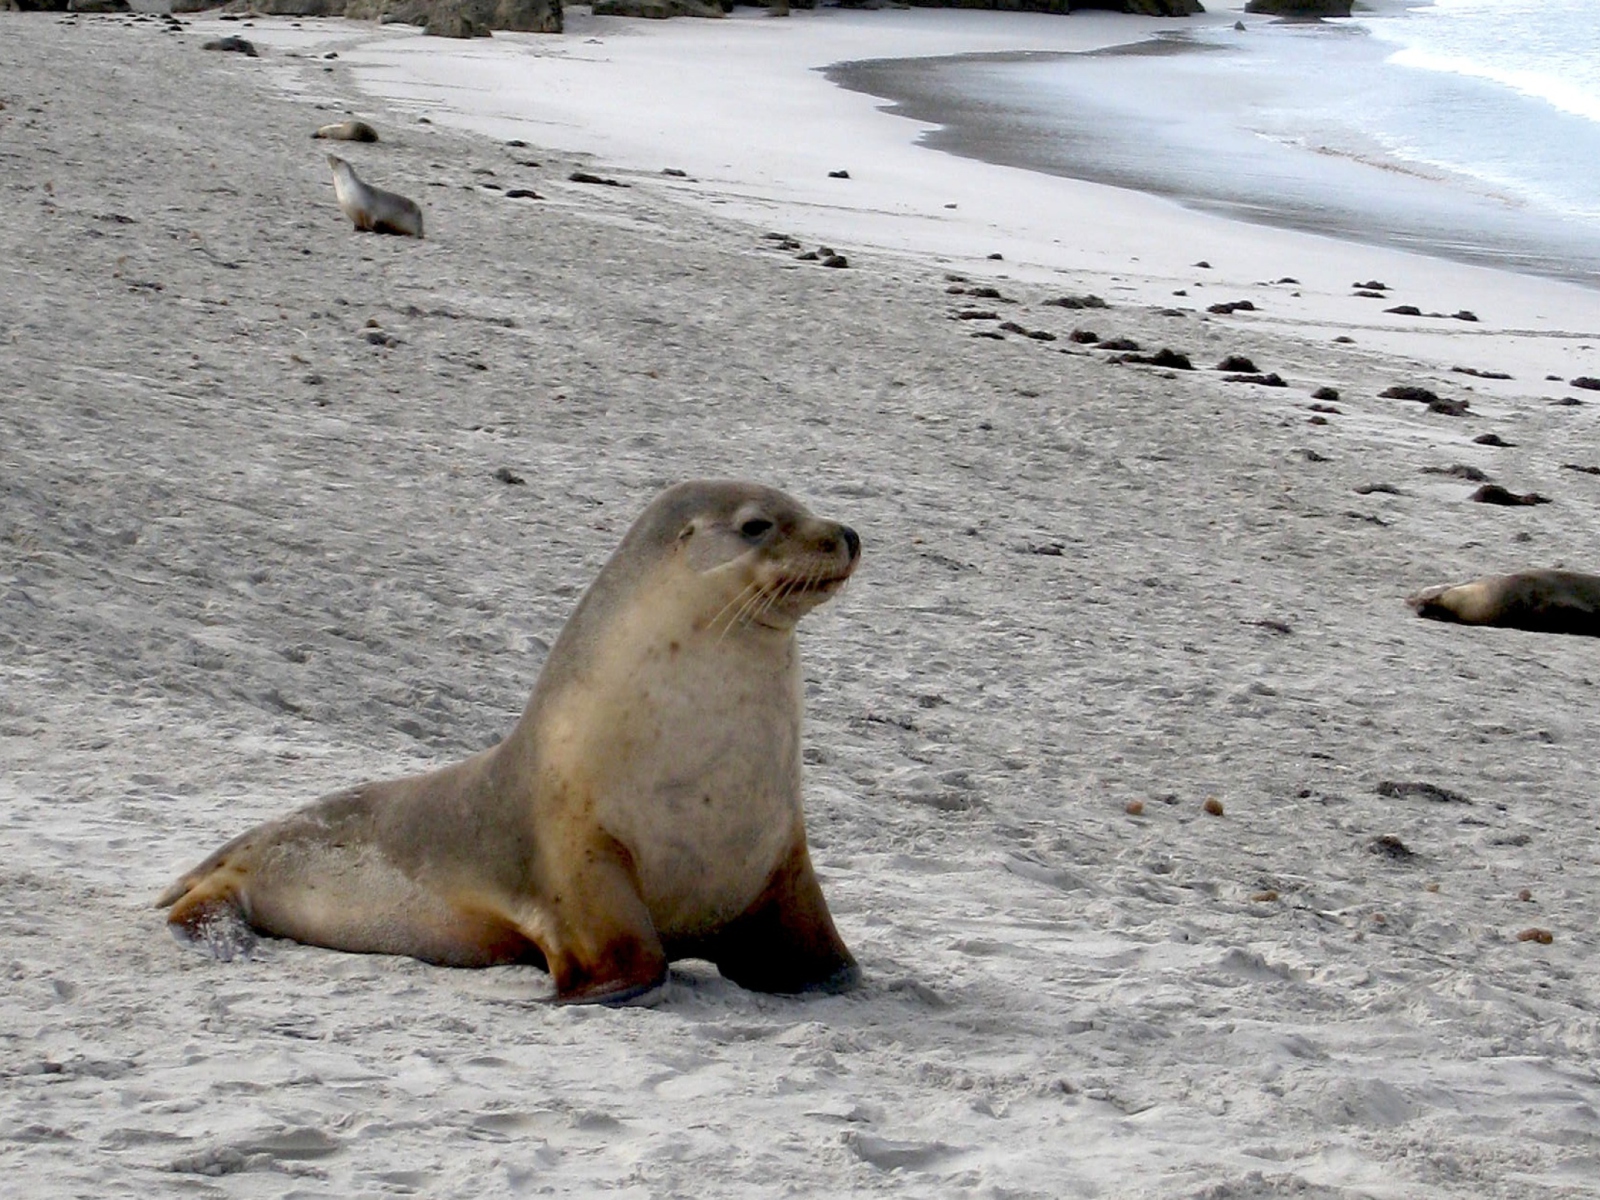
top-left (611, 480), bottom-right (859, 634)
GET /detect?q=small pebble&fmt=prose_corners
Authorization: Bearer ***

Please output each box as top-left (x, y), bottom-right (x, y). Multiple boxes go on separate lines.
top-left (1125, 800), bottom-right (1145, 816)
top-left (1518, 888), bottom-right (1533, 902)
top-left (1203, 797), bottom-right (1225, 817)
top-left (1250, 890), bottom-right (1279, 903)
top-left (1517, 928), bottom-right (1553, 944)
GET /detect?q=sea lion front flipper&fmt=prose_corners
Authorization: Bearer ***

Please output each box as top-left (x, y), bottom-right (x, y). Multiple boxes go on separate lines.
top-left (543, 832), bottom-right (669, 1005)
top-left (708, 840), bottom-right (859, 995)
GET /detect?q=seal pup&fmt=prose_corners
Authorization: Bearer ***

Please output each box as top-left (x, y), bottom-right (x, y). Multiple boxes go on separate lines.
top-left (313, 119), bottom-right (380, 143)
top-left (326, 154), bottom-right (423, 238)
top-left (1407, 569), bottom-right (1600, 637)
top-left (158, 481), bottom-right (861, 1004)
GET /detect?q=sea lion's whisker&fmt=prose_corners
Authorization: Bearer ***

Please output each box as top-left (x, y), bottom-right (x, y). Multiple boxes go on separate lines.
top-left (707, 580), bottom-right (761, 636)
top-left (715, 581), bottom-right (771, 641)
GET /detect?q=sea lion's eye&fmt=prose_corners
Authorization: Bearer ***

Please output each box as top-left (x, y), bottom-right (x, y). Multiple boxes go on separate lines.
top-left (739, 517), bottom-right (774, 541)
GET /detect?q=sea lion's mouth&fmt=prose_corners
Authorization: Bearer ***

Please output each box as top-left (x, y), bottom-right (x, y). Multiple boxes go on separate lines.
top-left (782, 571), bottom-right (852, 595)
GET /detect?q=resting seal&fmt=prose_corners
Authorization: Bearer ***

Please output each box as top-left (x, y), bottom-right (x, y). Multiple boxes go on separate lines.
top-left (313, 119), bottom-right (380, 143)
top-left (1407, 569), bottom-right (1600, 637)
top-left (158, 481), bottom-right (861, 1003)
top-left (326, 154), bottom-right (423, 238)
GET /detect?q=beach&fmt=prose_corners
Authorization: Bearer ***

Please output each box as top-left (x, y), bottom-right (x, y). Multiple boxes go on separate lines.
top-left (4, 6), bottom-right (1600, 1197)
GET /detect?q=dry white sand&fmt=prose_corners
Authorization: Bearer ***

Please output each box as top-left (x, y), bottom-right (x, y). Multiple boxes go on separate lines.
top-left (4, 9), bottom-right (1600, 1198)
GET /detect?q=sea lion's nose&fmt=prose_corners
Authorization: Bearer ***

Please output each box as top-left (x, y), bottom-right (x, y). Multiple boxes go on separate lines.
top-left (839, 525), bottom-right (860, 561)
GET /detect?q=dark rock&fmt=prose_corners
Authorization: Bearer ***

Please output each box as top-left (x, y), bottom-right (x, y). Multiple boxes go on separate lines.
top-left (1354, 483), bottom-right (1402, 495)
top-left (219, 0), bottom-right (343, 12)
top-left (1470, 484), bottom-right (1549, 506)
top-left (954, 310), bottom-right (998, 321)
top-left (1453, 310), bottom-right (1479, 322)
top-left (1215, 354), bottom-right (1257, 372)
top-left (1380, 385), bottom-right (1439, 403)
top-left (1421, 464), bottom-right (1489, 482)
top-left (1427, 397), bottom-right (1470, 416)
top-left (1552, 396), bottom-right (1585, 407)
top-left (999, 321), bottom-right (1028, 335)
top-left (1151, 349), bottom-right (1195, 369)
top-left (1571, 376), bottom-right (1600, 391)
top-left (504, 188), bottom-right (542, 199)
top-left (1309, 403), bottom-right (1341, 414)
top-left (966, 286), bottom-right (1005, 300)
top-left (1096, 337), bottom-right (1140, 352)
top-left (494, 467), bottom-right (526, 485)
top-left (986, 253), bottom-right (1004, 260)
top-left (569, 171), bottom-right (626, 186)
top-left (1385, 304), bottom-right (1423, 316)
top-left (1026, 329), bottom-right (1057, 342)
top-left (827, 169), bottom-right (850, 179)
top-left (423, 0), bottom-right (492, 36)
top-left (1206, 300), bottom-right (1257, 314)
top-left (1368, 835), bottom-right (1416, 861)
top-left (662, 167), bottom-right (688, 177)
top-left (1112, 348), bottom-right (1194, 369)
top-left (821, 254), bottom-right (849, 268)
top-left (1245, 0), bottom-right (1352, 15)
top-left (592, 0), bottom-right (719, 15)
top-left (1473, 433), bottom-right (1513, 447)
top-left (1451, 366), bottom-right (1512, 380)
top-left (1354, 279), bottom-right (1388, 290)
top-left (1311, 386), bottom-right (1339, 401)
top-left (1376, 780), bottom-right (1470, 804)
top-left (412, 0), bottom-right (562, 34)
top-left (1068, 330), bottom-right (1100, 344)
top-left (1041, 294), bottom-right (1107, 309)
top-left (1224, 372), bottom-right (1287, 387)
top-left (1353, 290), bottom-right (1386, 298)
top-left (1193, 260), bottom-right (1211, 268)
top-left (202, 36), bottom-right (258, 55)
top-left (1561, 463), bottom-right (1600, 475)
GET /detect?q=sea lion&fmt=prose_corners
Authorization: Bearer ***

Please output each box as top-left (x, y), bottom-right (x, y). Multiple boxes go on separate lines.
top-left (326, 154), bottom-right (423, 238)
top-left (312, 119), bottom-right (380, 143)
top-left (1407, 569), bottom-right (1600, 636)
top-left (158, 481), bottom-right (862, 1004)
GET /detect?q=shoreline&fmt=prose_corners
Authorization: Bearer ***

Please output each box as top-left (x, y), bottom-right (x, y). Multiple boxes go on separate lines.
top-left (826, 34), bottom-right (1600, 292)
top-left (219, 5), bottom-right (1600, 381)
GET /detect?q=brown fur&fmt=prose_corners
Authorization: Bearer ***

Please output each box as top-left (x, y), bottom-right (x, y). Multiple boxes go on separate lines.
top-left (158, 481), bottom-right (861, 1003)
top-left (1408, 570), bottom-right (1600, 637)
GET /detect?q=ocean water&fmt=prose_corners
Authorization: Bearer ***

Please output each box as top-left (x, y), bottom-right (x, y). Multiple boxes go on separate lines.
top-left (829, 2), bottom-right (1600, 288)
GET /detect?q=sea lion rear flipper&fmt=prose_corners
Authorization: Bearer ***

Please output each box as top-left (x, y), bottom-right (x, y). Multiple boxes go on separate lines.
top-left (166, 890), bottom-right (258, 962)
top-left (709, 840), bottom-right (858, 995)
top-left (544, 832), bottom-right (668, 1005)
